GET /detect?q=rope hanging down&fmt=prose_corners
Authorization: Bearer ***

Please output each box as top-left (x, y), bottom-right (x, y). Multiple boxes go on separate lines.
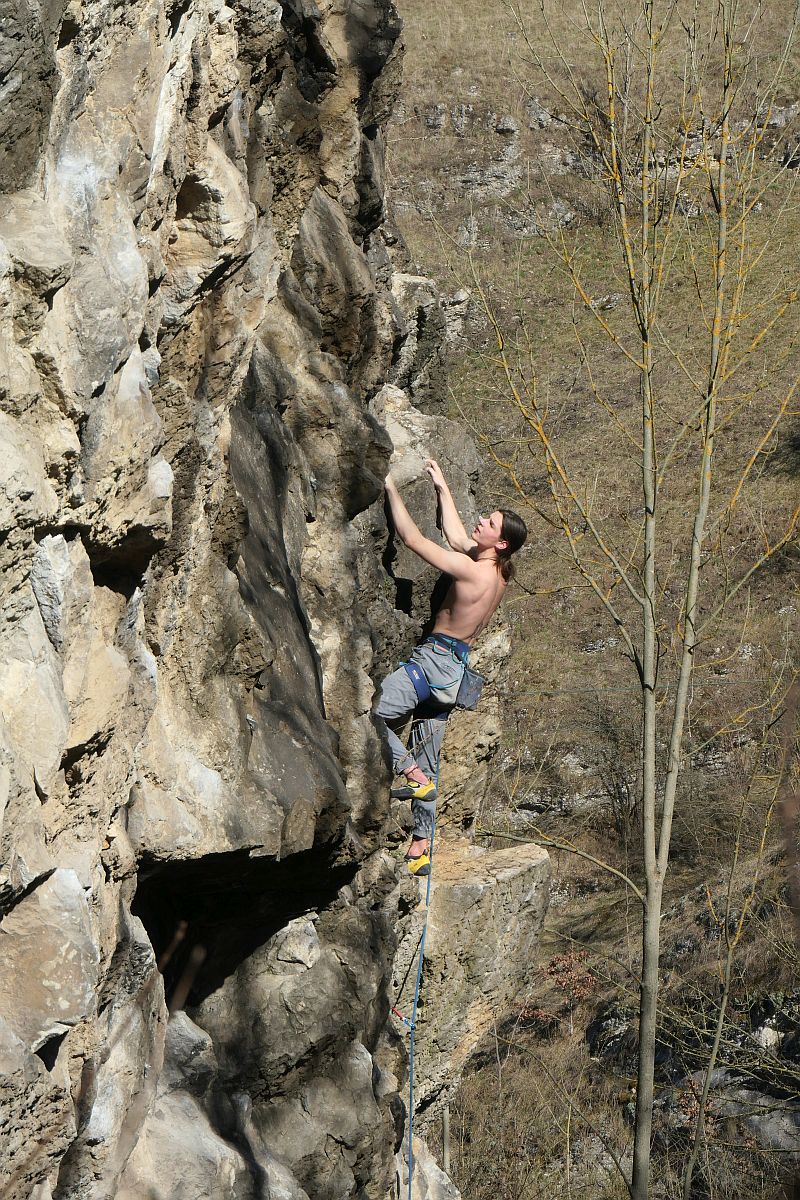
top-left (392, 736), bottom-right (442, 1200)
top-left (392, 814), bottom-right (435, 1200)
top-left (406, 813), bottom-right (434, 1200)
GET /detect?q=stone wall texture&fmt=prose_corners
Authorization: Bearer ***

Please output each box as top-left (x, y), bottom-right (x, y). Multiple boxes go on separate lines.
top-left (0, 3), bottom-right (548, 1197)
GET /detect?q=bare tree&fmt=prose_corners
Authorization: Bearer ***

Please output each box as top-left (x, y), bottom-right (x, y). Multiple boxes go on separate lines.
top-left (464, 1), bottom-right (800, 1195)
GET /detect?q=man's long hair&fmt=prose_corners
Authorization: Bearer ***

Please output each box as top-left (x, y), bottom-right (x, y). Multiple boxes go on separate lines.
top-left (497, 509), bottom-right (528, 581)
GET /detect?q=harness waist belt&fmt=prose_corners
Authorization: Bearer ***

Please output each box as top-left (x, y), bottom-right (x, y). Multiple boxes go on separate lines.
top-left (425, 633), bottom-right (470, 661)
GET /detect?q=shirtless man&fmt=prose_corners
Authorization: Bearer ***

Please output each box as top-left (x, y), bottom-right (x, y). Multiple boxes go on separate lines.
top-left (376, 459), bottom-right (527, 875)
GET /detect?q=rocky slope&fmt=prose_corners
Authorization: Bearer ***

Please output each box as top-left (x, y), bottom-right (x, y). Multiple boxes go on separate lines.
top-left (0, 2), bottom-right (549, 1198)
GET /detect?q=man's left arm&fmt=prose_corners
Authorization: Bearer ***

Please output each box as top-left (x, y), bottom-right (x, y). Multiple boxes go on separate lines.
top-left (425, 459), bottom-right (476, 552)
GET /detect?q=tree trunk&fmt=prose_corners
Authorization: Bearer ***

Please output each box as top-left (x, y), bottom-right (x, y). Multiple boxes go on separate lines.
top-left (632, 876), bottom-right (662, 1199)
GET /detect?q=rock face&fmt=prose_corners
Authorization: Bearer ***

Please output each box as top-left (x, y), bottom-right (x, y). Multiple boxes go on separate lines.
top-left (0, 2), bottom-right (548, 1197)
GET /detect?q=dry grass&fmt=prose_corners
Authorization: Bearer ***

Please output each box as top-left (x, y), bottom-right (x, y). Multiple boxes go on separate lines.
top-left (434, 1030), bottom-right (632, 1200)
top-left (433, 847), bottom-right (800, 1199)
top-left (391, 3), bottom-right (800, 1195)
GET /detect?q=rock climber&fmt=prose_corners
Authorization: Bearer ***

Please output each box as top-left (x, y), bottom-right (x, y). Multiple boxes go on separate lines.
top-left (376, 459), bottom-right (527, 876)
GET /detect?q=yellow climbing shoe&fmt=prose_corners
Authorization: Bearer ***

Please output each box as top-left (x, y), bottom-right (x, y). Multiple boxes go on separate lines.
top-left (406, 852), bottom-right (431, 878)
top-left (390, 779), bottom-right (438, 802)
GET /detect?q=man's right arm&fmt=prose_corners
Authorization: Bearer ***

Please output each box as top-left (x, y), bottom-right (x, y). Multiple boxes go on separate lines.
top-left (425, 459), bottom-right (476, 553)
top-left (385, 474), bottom-right (478, 580)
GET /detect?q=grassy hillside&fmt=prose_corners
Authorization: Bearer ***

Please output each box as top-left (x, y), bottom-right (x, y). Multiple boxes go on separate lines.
top-left (387, 0), bottom-right (799, 852)
top-left (387, 1), bottom-right (800, 1196)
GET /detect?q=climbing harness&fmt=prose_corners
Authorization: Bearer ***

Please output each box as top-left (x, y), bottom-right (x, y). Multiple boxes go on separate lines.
top-left (401, 635), bottom-right (485, 712)
top-left (426, 632), bottom-right (470, 661)
top-left (402, 660), bottom-right (432, 705)
top-left (427, 635), bottom-right (485, 711)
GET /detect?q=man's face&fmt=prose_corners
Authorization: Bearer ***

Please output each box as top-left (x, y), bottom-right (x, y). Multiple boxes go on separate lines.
top-left (472, 510), bottom-right (507, 551)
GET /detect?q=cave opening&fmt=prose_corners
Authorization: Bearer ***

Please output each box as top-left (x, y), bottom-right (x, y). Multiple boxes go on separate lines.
top-left (132, 845), bottom-right (358, 1008)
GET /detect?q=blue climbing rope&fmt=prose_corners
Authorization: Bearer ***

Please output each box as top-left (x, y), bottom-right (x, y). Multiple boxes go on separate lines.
top-left (406, 812), bottom-right (435, 1200)
top-left (391, 727), bottom-right (443, 1200)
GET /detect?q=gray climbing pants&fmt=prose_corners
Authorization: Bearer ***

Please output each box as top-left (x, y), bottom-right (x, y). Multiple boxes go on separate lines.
top-left (374, 639), bottom-right (465, 841)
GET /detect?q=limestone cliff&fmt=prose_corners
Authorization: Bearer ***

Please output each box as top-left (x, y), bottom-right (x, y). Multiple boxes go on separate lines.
top-left (0, 3), bottom-right (548, 1197)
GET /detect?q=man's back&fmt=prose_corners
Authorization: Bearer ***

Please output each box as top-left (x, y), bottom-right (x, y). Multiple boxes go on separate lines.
top-left (431, 562), bottom-right (506, 644)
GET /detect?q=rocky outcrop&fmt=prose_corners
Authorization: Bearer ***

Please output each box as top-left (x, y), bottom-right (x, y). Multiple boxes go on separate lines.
top-left (394, 839), bottom-right (550, 1122)
top-left (396, 1135), bottom-right (462, 1199)
top-left (0, 2), bottom-right (547, 1197)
